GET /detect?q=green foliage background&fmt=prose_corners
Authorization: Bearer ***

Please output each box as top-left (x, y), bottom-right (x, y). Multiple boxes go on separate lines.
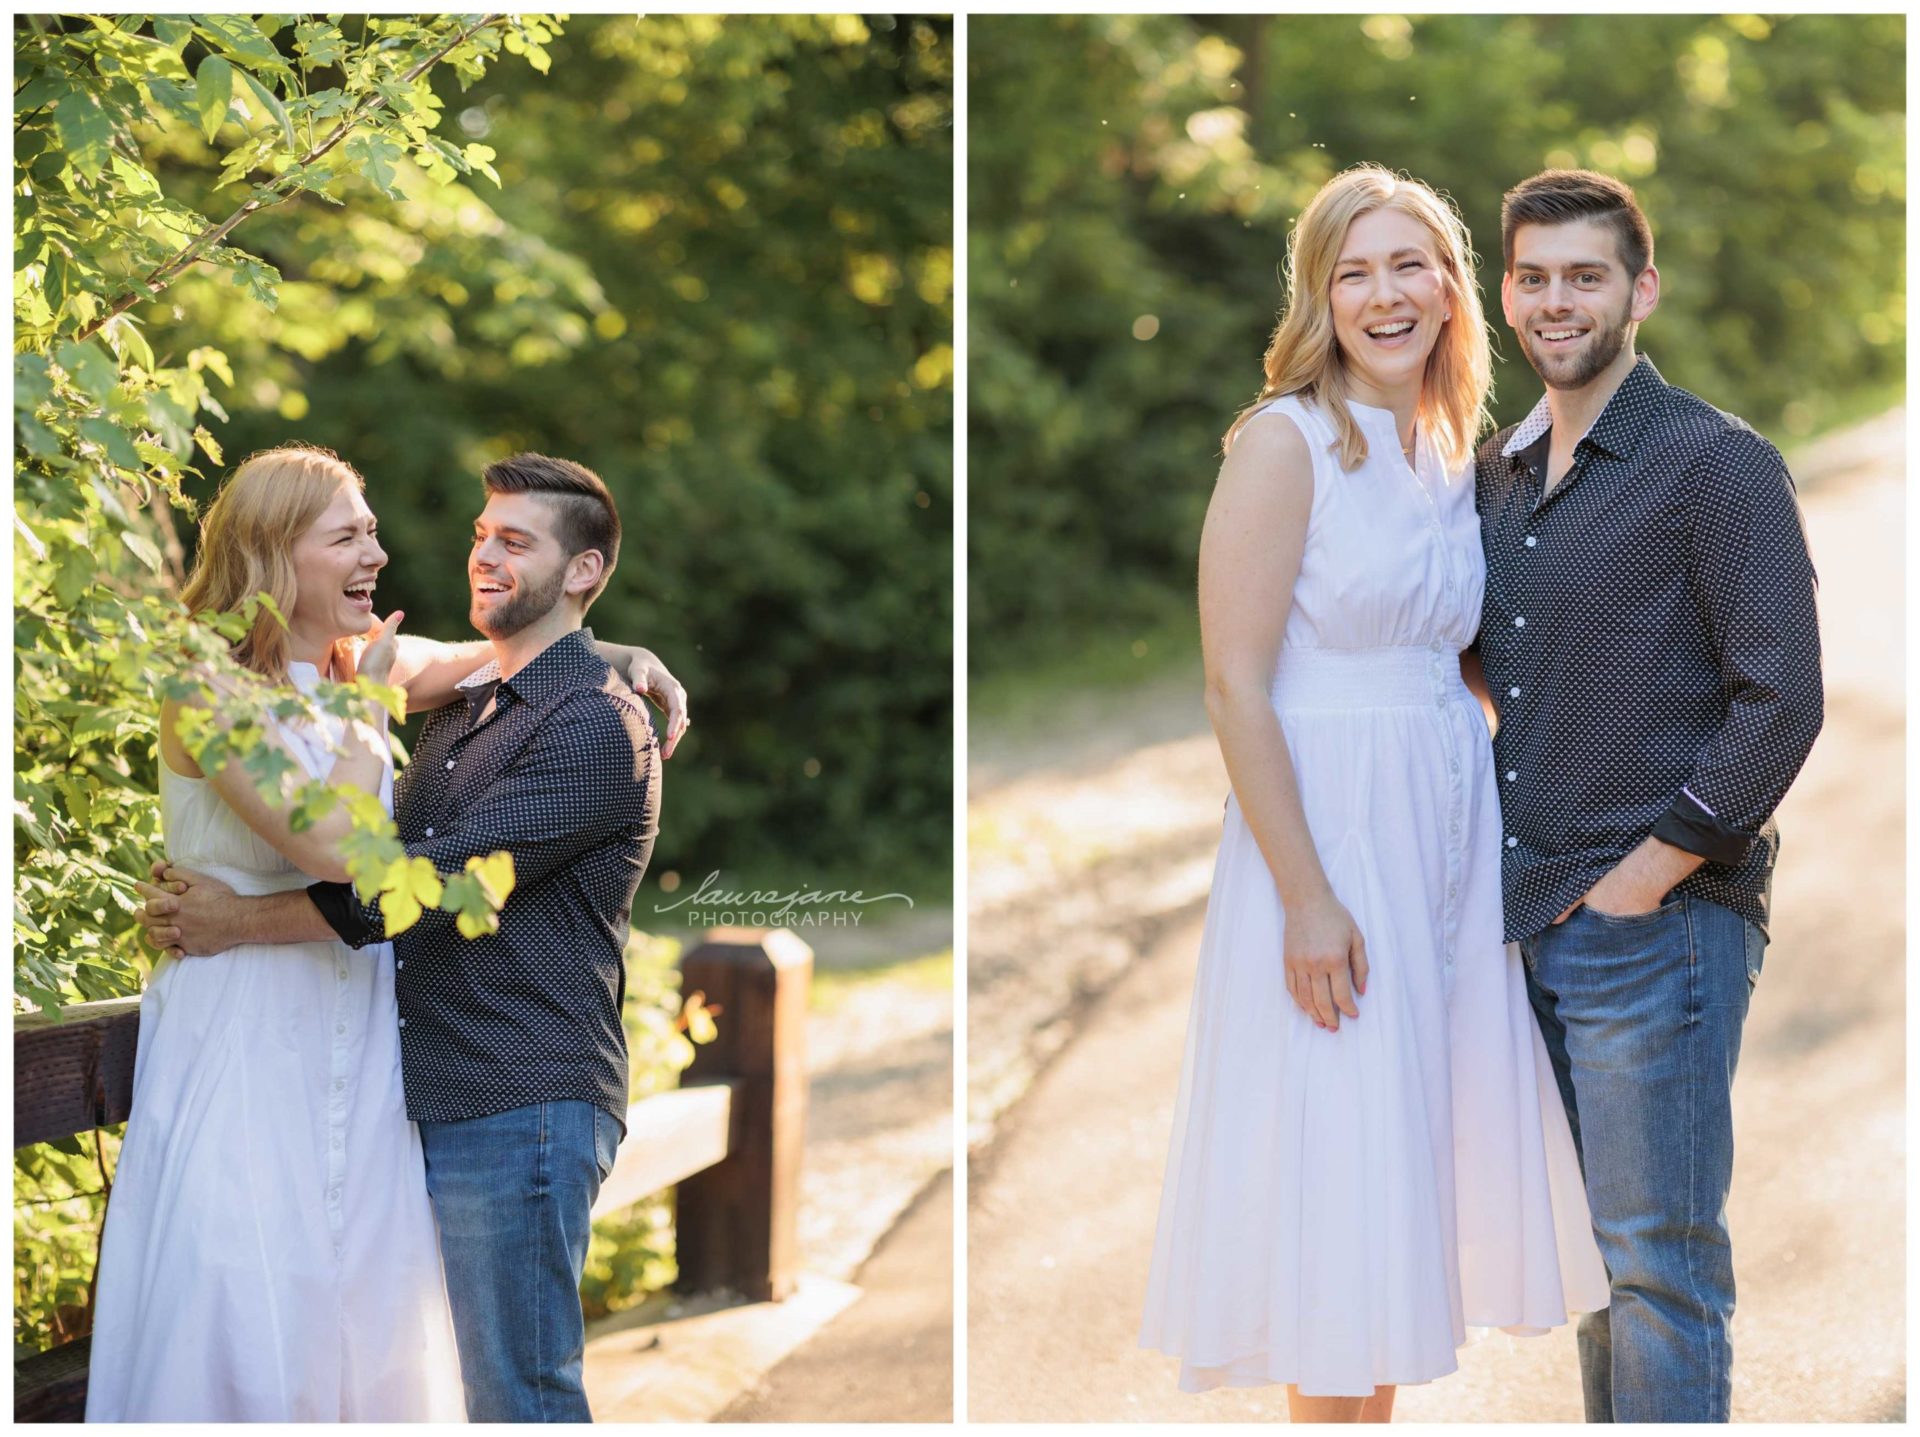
top-left (14, 12), bottom-right (949, 1357)
top-left (969, 13), bottom-right (1904, 674)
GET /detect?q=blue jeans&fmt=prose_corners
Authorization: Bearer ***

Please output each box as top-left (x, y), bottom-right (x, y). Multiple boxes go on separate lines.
top-left (1521, 894), bottom-right (1765, 1424)
top-left (418, 1101), bottom-right (623, 1422)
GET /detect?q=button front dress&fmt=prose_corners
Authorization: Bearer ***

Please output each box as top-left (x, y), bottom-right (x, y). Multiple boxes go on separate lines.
top-left (1138, 394), bottom-right (1608, 1396)
top-left (85, 662), bottom-right (465, 1421)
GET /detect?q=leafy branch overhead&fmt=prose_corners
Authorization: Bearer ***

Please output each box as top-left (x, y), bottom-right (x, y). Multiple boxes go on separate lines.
top-left (14, 13), bottom-right (567, 1020)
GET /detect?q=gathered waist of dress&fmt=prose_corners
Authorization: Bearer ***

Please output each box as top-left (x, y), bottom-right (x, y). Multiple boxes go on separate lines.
top-left (1268, 643), bottom-right (1470, 711)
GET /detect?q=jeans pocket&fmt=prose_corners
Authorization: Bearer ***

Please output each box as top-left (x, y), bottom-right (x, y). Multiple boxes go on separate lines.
top-left (1582, 894), bottom-right (1687, 929)
top-left (1744, 923), bottom-right (1767, 990)
top-left (593, 1106), bottom-right (622, 1186)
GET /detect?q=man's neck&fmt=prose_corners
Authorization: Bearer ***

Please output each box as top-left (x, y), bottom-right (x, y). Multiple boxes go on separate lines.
top-left (491, 612), bottom-right (584, 682)
top-left (1543, 345), bottom-right (1640, 448)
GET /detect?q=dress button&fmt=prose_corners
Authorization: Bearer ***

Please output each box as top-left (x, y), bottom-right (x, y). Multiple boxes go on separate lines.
top-left (334, 1022), bottom-right (345, 1035)
top-left (1506, 836), bottom-right (1518, 848)
top-left (1525, 535), bottom-right (1537, 548)
top-left (333, 1078), bottom-right (344, 1091)
top-left (1513, 616), bottom-right (1526, 628)
top-left (446, 758), bottom-right (456, 770)
top-left (1508, 686), bottom-right (1521, 698)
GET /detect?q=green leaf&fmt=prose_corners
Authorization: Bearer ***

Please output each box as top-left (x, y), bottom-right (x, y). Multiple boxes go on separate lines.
top-left (56, 340), bottom-right (121, 402)
top-left (153, 17), bottom-right (194, 50)
top-left (229, 257), bottom-right (282, 309)
top-left (16, 413), bottom-right (63, 459)
top-left (240, 71), bottom-right (298, 154)
top-left (14, 73), bottom-right (69, 116)
top-left (404, 856), bottom-right (445, 909)
top-left (15, 355), bottom-right (54, 412)
top-left (293, 19), bottom-right (349, 68)
top-left (52, 547), bottom-right (93, 608)
top-left (79, 418), bottom-right (142, 469)
top-left (466, 850), bottom-right (516, 907)
top-left (195, 55), bottom-right (233, 142)
top-left (192, 16), bottom-right (287, 70)
top-left (193, 425), bottom-right (224, 465)
top-left (52, 91), bottom-right (112, 182)
top-left (120, 532), bottom-right (163, 575)
top-left (463, 142), bottom-right (502, 186)
top-left (106, 320), bottom-right (155, 374)
top-left (343, 134), bottom-right (405, 199)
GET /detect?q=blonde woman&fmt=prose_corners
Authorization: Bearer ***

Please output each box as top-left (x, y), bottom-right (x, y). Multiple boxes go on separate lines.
top-left (86, 446), bottom-right (683, 1421)
top-left (1138, 167), bottom-right (1608, 1419)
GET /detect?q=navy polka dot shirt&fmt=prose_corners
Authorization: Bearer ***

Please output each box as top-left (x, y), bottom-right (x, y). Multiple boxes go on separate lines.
top-left (311, 628), bottom-right (660, 1127)
top-left (1474, 355), bottom-right (1824, 942)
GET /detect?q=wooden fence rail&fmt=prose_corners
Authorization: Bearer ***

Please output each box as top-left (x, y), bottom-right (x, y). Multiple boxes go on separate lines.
top-left (12, 927), bottom-right (810, 1423)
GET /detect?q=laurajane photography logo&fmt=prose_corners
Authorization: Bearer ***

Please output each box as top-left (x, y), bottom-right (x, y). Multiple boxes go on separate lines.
top-left (654, 872), bottom-right (915, 928)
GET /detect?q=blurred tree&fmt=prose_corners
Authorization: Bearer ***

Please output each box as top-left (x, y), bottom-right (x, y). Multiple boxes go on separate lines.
top-left (167, 14), bottom-right (956, 885)
top-left (970, 13), bottom-right (1903, 673)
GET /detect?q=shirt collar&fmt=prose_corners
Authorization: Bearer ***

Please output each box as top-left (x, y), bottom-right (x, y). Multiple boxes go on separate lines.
top-left (455, 627), bottom-right (600, 718)
top-left (1501, 352), bottom-right (1665, 460)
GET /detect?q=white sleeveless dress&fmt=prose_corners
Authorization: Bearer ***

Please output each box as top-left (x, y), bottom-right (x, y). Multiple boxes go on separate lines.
top-left (85, 661), bottom-right (465, 1422)
top-left (1138, 395), bottom-right (1609, 1397)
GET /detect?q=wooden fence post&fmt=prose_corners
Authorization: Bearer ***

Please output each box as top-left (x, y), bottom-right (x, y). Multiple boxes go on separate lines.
top-left (673, 927), bottom-right (811, 1302)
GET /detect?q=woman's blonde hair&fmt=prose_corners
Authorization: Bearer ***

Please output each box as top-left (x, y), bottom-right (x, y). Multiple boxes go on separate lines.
top-left (180, 444), bottom-right (365, 680)
top-left (1225, 164), bottom-right (1492, 472)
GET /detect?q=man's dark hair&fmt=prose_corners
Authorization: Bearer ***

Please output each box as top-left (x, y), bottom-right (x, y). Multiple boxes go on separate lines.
top-left (482, 453), bottom-right (622, 607)
top-left (1501, 169), bottom-right (1654, 278)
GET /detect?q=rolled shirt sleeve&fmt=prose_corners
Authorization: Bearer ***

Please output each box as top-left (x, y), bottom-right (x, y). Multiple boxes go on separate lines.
top-left (1651, 430), bottom-right (1824, 863)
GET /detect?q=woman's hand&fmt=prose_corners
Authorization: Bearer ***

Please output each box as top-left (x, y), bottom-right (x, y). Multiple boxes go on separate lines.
top-left (357, 611), bottom-right (405, 688)
top-left (622, 648), bottom-right (690, 759)
top-left (1283, 890), bottom-right (1369, 1032)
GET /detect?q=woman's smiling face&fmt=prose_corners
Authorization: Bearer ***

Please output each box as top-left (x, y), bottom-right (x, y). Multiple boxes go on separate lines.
top-left (1329, 205), bottom-right (1450, 400)
top-left (288, 482), bottom-right (388, 647)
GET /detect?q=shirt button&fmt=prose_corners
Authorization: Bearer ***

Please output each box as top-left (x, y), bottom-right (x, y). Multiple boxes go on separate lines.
top-left (396, 959), bottom-right (404, 971)
top-left (1525, 535), bottom-right (1537, 548)
top-left (1513, 616), bottom-right (1526, 628)
top-left (1508, 686), bottom-right (1521, 698)
top-left (398, 1018), bottom-right (407, 1029)
top-left (1506, 770), bottom-right (1517, 781)
top-left (446, 759), bottom-right (456, 770)
top-left (1506, 836), bottom-right (1518, 848)
top-left (424, 827), bottom-right (435, 838)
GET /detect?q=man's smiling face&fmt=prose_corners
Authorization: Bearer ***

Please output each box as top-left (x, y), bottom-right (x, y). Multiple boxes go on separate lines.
top-left (468, 492), bottom-right (571, 639)
top-left (1503, 218), bottom-right (1657, 391)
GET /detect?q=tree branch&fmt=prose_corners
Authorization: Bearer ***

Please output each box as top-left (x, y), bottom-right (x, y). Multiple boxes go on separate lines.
top-left (74, 13), bottom-right (506, 342)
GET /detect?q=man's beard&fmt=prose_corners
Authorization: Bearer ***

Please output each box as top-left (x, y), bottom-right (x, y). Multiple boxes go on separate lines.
top-left (471, 563), bottom-right (567, 639)
top-left (1518, 296), bottom-right (1633, 391)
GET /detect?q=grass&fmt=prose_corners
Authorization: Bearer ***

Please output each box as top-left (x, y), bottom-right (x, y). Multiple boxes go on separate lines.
top-left (969, 605), bottom-right (1200, 731)
top-left (810, 947), bottom-right (953, 1014)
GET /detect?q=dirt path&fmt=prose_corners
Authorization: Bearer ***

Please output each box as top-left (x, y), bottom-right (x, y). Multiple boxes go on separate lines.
top-left (718, 1168), bottom-right (953, 1422)
top-left (966, 414), bottom-right (1904, 1422)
